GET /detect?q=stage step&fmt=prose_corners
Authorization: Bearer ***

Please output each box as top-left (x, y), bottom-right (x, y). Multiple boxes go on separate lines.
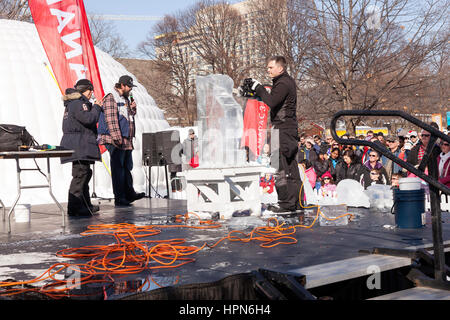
top-left (288, 254), bottom-right (412, 289)
top-left (369, 287), bottom-right (450, 300)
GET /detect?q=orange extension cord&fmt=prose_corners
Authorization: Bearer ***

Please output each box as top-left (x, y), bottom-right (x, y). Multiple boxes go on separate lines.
top-left (0, 184), bottom-right (353, 299)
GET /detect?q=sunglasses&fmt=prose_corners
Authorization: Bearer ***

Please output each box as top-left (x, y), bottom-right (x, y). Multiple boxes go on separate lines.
top-left (442, 143), bottom-right (450, 147)
top-left (323, 178), bottom-right (331, 180)
top-left (369, 154), bottom-right (378, 157)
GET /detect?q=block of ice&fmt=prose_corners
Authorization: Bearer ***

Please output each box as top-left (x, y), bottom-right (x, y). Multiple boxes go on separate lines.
top-left (366, 184), bottom-right (394, 210)
top-left (196, 74), bottom-right (246, 168)
top-left (319, 205), bottom-right (349, 226)
top-left (336, 179), bottom-right (370, 208)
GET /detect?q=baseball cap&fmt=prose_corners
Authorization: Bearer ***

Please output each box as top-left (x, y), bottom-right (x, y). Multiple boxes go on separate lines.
top-left (118, 75), bottom-right (137, 88)
top-left (75, 79), bottom-right (93, 90)
top-left (386, 135), bottom-right (399, 142)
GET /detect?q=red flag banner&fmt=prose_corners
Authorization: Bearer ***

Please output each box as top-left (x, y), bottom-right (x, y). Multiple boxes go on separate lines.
top-left (29, 0), bottom-right (104, 98)
top-left (241, 98), bottom-right (269, 157)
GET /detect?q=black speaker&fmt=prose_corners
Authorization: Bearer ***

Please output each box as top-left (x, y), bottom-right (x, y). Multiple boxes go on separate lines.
top-left (142, 130), bottom-right (180, 166)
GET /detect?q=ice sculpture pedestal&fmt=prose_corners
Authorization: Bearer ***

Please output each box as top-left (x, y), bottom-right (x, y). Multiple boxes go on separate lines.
top-left (178, 166), bottom-right (274, 219)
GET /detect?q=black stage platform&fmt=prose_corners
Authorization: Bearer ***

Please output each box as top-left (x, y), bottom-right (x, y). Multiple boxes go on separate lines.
top-left (0, 198), bottom-right (449, 300)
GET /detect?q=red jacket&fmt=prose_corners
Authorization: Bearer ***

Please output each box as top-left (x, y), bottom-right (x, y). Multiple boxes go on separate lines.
top-left (437, 154), bottom-right (450, 187)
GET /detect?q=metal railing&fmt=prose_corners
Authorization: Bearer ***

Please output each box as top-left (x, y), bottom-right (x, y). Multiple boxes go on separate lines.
top-left (330, 110), bottom-right (450, 284)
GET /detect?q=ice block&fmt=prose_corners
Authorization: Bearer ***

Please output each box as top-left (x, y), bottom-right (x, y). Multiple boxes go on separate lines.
top-left (195, 74), bottom-right (246, 168)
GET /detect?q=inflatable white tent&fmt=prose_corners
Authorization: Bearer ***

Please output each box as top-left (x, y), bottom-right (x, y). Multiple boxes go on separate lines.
top-left (0, 19), bottom-right (170, 206)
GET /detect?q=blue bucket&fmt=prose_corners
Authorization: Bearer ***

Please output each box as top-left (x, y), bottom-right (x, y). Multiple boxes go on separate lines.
top-left (393, 189), bottom-right (425, 229)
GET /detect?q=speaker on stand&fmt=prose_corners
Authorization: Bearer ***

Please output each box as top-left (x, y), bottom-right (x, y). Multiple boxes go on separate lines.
top-left (142, 131), bottom-right (181, 199)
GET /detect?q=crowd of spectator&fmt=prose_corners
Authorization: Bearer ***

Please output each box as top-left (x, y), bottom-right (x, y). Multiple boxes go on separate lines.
top-left (294, 124), bottom-right (450, 192)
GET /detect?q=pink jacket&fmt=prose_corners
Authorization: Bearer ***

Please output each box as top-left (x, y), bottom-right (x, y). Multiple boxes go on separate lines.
top-left (305, 167), bottom-right (317, 188)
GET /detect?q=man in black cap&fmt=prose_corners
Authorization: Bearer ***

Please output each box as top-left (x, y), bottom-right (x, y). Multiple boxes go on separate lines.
top-left (60, 79), bottom-right (102, 216)
top-left (98, 75), bottom-right (145, 207)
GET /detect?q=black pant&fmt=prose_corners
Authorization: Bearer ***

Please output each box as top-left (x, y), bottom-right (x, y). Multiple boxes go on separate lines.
top-left (68, 160), bottom-right (93, 214)
top-left (105, 144), bottom-right (136, 202)
top-left (271, 128), bottom-right (301, 210)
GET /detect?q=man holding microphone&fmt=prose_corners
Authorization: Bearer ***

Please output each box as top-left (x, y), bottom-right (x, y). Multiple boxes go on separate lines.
top-left (98, 75), bottom-right (145, 207)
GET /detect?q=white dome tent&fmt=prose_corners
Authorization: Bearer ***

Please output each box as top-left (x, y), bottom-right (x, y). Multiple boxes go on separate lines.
top-left (0, 19), bottom-right (170, 206)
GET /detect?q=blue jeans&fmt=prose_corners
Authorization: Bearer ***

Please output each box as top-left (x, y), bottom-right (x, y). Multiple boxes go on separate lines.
top-left (105, 144), bottom-right (136, 202)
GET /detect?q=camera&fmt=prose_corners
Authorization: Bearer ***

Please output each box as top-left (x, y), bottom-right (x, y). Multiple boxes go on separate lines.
top-left (239, 78), bottom-right (256, 97)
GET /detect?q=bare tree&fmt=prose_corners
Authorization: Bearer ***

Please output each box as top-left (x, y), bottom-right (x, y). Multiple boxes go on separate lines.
top-left (0, 0), bottom-right (31, 21)
top-left (304, 0), bottom-right (449, 132)
top-left (138, 14), bottom-right (197, 126)
top-left (88, 13), bottom-right (129, 58)
top-left (182, 0), bottom-right (255, 86)
top-left (249, 0), bottom-right (313, 84)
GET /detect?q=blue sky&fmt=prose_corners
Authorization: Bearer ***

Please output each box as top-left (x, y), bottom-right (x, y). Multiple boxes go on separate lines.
top-left (83, 0), bottom-right (241, 58)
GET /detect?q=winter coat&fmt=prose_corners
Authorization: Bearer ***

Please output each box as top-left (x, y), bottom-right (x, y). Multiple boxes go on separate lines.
top-left (255, 72), bottom-right (297, 130)
top-left (407, 141), bottom-right (441, 167)
top-left (60, 90), bottom-right (102, 164)
top-left (260, 175), bottom-right (275, 194)
top-left (314, 158), bottom-right (330, 179)
top-left (304, 167), bottom-right (317, 189)
top-left (321, 183), bottom-right (337, 197)
top-left (360, 161), bottom-right (389, 189)
top-left (182, 136), bottom-right (199, 162)
top-left (335, 161), bottom-right (363, 184)
top-left (296, 147), bottom-right (318, 165)
top-left (437, 153), bottom-right (450, 188)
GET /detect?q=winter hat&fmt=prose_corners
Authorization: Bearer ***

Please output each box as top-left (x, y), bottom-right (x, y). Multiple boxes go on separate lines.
top-left (75, 79), bottom-right (93, 93)
top-left (321, 171), bottom-right (333, 179)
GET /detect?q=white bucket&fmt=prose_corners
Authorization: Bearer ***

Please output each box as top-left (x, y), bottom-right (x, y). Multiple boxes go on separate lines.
top-left (14, 204), bottom-right (31, 223)
top-left (399, 178), bottom-right (422, 191)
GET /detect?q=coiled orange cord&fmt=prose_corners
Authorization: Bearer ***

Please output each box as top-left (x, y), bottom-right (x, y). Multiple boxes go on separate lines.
top-left (0, 180), bottom-right (353, 298)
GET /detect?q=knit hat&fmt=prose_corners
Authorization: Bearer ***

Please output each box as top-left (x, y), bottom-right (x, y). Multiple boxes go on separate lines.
top-left (75, 79), bottom-right (93, 93)
top-left (321, 171), bottom-right (333, 179)
top-left (407, 130), bottom-right (418, 138)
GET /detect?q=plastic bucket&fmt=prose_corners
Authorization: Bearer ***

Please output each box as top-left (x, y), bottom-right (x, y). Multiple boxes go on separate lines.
top-left (399, 177), bottom-right (422, 191)
top-left (14, 204), bottom-right (31, 223)
top-left (393, 189), bottom-right (425, 229)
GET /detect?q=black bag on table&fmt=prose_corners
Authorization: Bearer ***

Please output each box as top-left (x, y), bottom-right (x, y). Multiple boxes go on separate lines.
top-left (0, 124), bottom-right (37, 151)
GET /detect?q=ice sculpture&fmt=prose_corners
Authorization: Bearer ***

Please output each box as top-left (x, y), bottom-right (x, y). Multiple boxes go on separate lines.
top-left (196, 74), bottom-right (246, 168)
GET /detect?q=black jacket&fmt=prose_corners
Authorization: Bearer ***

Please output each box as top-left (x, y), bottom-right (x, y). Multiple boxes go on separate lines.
top-left (407, 141), bottom-right (441, 167)
top-left (360, 162), bottom-right (389, 189)
top-left (60, 90), bottom-right (102, 164)
top-left (335, 161), bottom-right (364, 184)
top-left (255, 72), bottom-right (297, 130)
top-left (296, 147), bottom-right (318, 165)
top-left (314, 158), bottom-right (330, 179)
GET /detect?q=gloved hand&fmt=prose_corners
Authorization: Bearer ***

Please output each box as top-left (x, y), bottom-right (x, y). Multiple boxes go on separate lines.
top-left (250, 79), bottom-right (261, 91)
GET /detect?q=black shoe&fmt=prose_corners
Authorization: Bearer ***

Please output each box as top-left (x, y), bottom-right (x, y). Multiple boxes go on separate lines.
top-left (68, 206), bottom-right (93, 217)
top-left (267, 204), bottom-right (296, 214)
top-left (127, 192), bottom-right (146, 203)
top-left (89, 205), bottom-right (100, 213)
top-left (115, 200), bottom-right (132, 207)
